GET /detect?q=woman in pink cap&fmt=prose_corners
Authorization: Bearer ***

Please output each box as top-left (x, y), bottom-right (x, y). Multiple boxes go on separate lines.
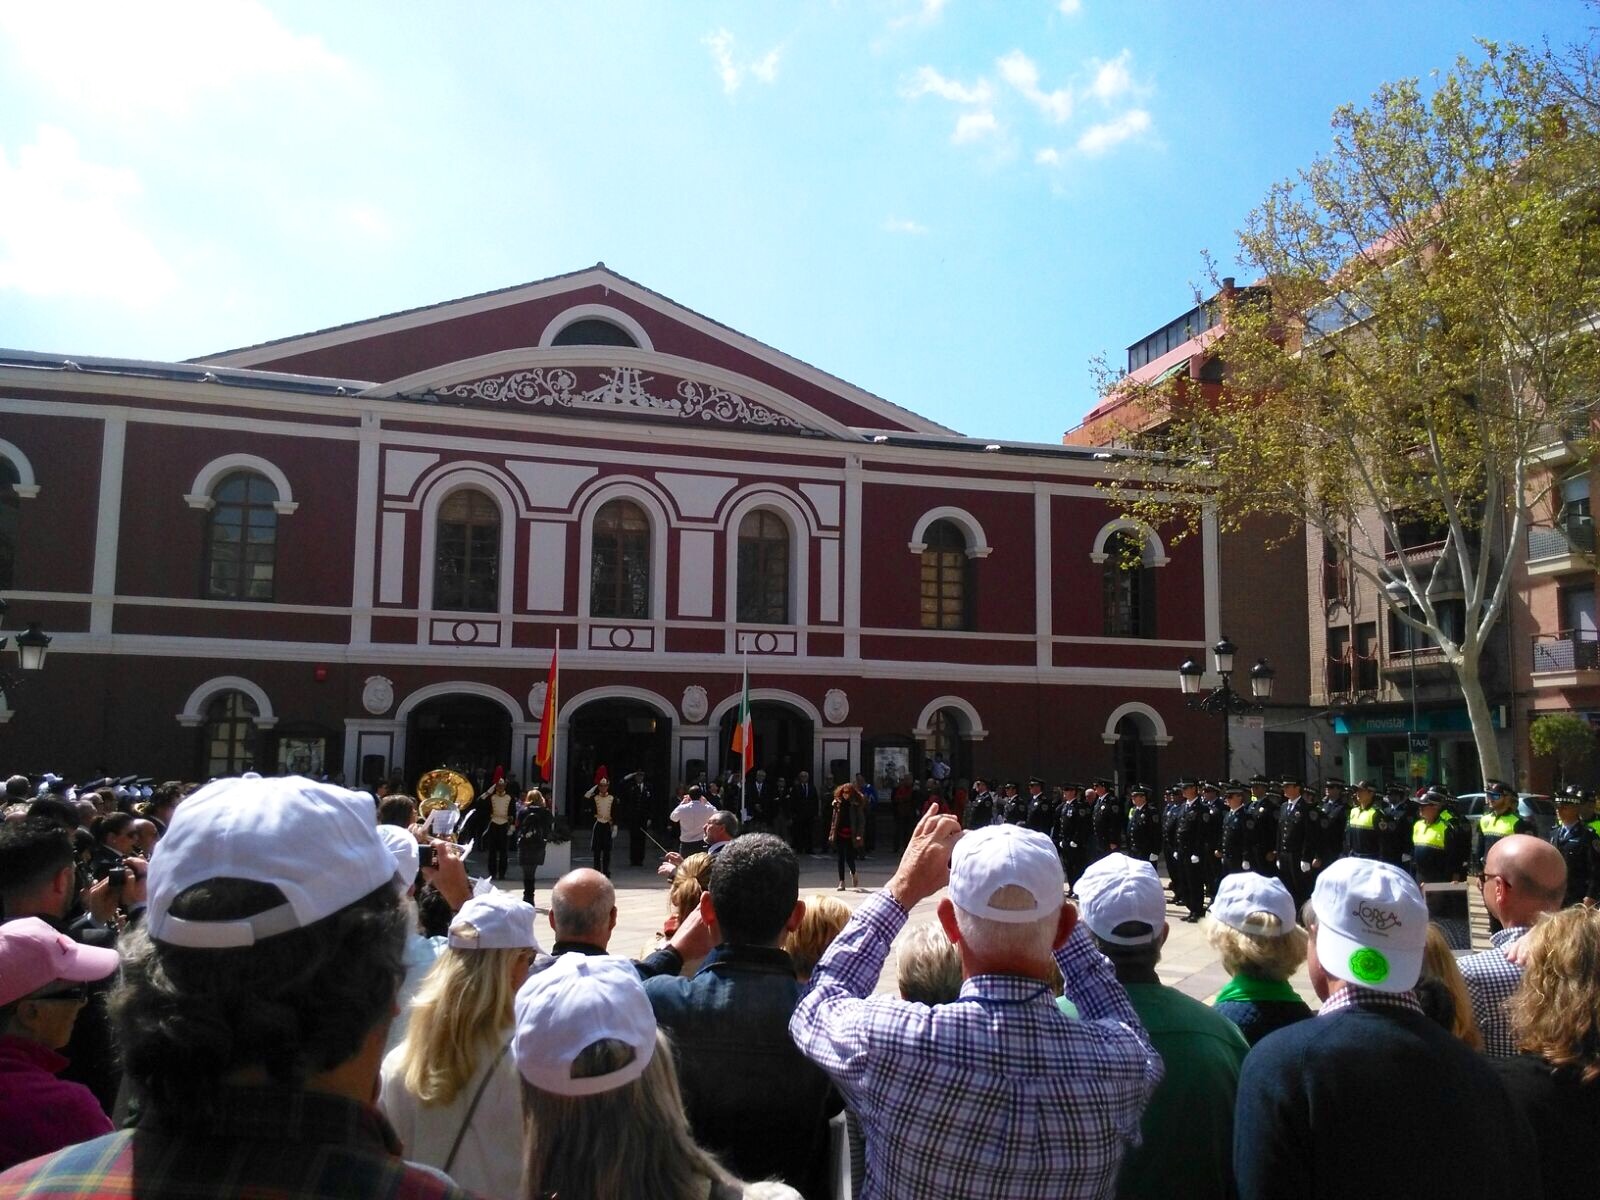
top-left (0, 917), bottom-right (120, 1170)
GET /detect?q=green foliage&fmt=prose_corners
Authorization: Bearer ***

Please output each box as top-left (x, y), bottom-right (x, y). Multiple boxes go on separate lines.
top-left (1529, 712), bottom-right (1596, 783)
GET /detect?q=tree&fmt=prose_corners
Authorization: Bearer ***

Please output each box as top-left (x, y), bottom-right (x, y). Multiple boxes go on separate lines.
top-left (1099, 40), bottom-right (1600, 782)
top-left (1529, 712), bottom-right (1596, 787)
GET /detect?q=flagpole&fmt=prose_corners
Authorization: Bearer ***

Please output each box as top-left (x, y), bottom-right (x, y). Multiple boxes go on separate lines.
top-left (739, 648), bottom-right (749, 795)
top-left (551, 630), bottom-right (559, 820)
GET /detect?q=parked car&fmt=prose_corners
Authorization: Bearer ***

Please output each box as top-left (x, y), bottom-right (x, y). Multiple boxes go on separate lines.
top-left (1453, 792), bottom-right (1558, 845)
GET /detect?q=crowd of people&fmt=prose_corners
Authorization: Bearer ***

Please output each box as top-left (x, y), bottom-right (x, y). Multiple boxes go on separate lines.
top-left (0, 764), bottom-right (1597, 1199)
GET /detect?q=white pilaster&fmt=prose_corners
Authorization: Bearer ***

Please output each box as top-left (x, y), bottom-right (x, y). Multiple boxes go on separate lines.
top-left (843, 454), bottom-right (863, 660)
top-left (350, 412), bottom-right (382, 645)
top-left (1034, 486), bottom-right (1052, 669)
top-left (90, 415), bottom-right (127, 635)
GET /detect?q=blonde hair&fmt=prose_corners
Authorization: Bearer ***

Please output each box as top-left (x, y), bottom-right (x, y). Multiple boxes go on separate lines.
top-left (521, 1030), bottom-right (738, 1200)
top-left (668, 852), bottom-right (713, 925)
top-left (1205, 914), bottom-right (1308, 982)
top-left (395, 945), bottom-right (525, 1105)
top-left (1421, 924), bottom-right (1483, 1051)
top-left (1509, 906), bottom-right (1600, 1082)
top-left (786, 894), bottom-right (850, 979)
top-left (896, 921), bottom-right (963, 1005)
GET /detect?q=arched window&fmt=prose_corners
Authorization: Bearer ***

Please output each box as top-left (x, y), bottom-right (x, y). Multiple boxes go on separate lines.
top-left (203, 690), bottom-right (257, 777)
top-left (205, 471), bottom-right (279, 601)
top-left (552, 318), bottom-right (639, 348)
top-left (1103, 530), bottom-right (1156, 638)
top-left (0, 457), bottom-right (18, 591)
top-left (590, 498), bottom-right (651, 618)
top-left (920, 519), bottom-right (972, 630)
top-left (434, 489), bottom-right (501, 612)
top-left (737, 509), bottom-right (791, 624)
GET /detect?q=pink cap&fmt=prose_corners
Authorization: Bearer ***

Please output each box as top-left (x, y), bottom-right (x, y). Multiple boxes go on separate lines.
top-left (0, 917), bottom-right (120, 1006)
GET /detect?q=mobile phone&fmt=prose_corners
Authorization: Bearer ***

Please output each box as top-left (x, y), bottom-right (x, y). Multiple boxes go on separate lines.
top-left (106, 866), bottom-right (129, 887)
top-left (417, 845), bottom-right (437, 870)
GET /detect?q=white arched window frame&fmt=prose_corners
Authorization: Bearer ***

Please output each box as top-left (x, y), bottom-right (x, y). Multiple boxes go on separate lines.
top-left (184, 454), bottom-right (298, 514)
top-left (724, 493), bottom-right (811, 629)
top-left (0, 439), bottom-right (40, 499)
top-left (907, 507), bottom-right (992, 558)
top-left (176, 675), bottom-right (278, 729)
top-left (912, 695), bottom-right (989, 743)
top-left (1089, 518), bottom-right (1169, 566)
top-left (416, 470), bottom-right (520, 616)
top-left (537, 303), bottom-right (655, 352)
top-left (1099, 701), bottom-right (1172, 747)
top-left (574, 480), bottom-right (671, 629)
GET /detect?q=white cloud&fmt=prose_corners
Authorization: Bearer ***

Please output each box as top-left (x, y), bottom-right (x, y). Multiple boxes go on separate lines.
top-left (1057, 0), bottom-right (1082, 13)
top-left (889, 0), bottom-right (948, 29)
top-left (1034, 147), bottom-right (1062, 166)
top-left (996, 49), bottom-right (1071, 123)
top-left (901, 66), bottom-right (992, 106)
top-left (0, 126), bottom-right (177, 305)
top-left (952, 110), bottom-right (1001, 144)
top-left (1076, 108), bottom-right (1151, 154)
top-left (0, 0), bottom-right (351, 116)
top-left (883, 216), bottom-right (930, 234)
top-left (1088, 50), bottom-right (1134, 104)
top-left (704, 28), bottom-right (781, 94)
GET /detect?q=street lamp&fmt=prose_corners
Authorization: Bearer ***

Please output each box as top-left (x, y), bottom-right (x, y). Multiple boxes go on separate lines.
top-left (0, 600), bottom-right (52, 717)
top-left (1178, 635), bottom-right (1274, 778)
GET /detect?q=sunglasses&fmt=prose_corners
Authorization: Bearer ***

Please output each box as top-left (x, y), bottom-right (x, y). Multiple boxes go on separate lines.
top-left (33, 985), bottom-right (89, 1002)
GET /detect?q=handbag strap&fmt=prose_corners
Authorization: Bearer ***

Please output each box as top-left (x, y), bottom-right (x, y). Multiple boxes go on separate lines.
top-left (442, 1043), bottom-right (510, 1175)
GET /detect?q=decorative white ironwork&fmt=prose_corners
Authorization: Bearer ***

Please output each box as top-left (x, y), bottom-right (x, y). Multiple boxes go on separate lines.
top-left (437, 367), bottom-right (807, 432)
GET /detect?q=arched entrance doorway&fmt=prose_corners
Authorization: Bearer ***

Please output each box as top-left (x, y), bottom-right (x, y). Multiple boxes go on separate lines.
top-left (567, 698), bottom-right (673, 864)
top-left (405, 694), bottom-right (512, 794)
top-left (717, 701), bottom-right (814, 783)
top-left (1113, 714), bottom-right (1159, 789)
top-left (926, 706), bottom-right (973, 783)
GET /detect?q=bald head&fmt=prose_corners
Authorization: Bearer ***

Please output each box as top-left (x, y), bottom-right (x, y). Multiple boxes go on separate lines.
top-left (550, 868), bottom-right (618, 948)
top-left (1484, 834), bottom-right (1566, 926)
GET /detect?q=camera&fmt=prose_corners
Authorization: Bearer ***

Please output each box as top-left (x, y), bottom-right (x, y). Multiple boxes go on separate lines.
top-left (106, 865), bottom-right (129, 887)
top-left (417, 845), bottom-right (437, 871)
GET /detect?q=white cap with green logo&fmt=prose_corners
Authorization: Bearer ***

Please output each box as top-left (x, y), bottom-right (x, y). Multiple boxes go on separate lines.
top-left (1311, 858), bottom-right (1428, 994)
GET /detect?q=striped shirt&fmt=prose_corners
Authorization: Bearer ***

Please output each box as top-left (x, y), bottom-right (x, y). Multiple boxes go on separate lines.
top-left (790, 891), bottom-right (1162, 1200)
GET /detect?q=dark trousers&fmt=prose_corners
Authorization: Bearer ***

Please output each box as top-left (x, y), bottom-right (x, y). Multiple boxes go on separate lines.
top-left (592, 822), bottom-right (613, 875)
top-left (893, 811), bottom-right (914, 853)
top-left (1064, 848), bottom-right (1091, 893)
top-left (1179, 853), bottom-right (1206, 917)
top-left (484, 821), bottom-right (510, 879)
top-left (627, 821), bottom-right (646, 866)
top-left (793, 810), bottom-right (814, 855)
top-left (836, 837), bottom-right (858, 882)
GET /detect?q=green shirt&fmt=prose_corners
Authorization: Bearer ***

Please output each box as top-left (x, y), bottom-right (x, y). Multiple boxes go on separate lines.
top-left (1117, 981), bottom-right (1250, 1200)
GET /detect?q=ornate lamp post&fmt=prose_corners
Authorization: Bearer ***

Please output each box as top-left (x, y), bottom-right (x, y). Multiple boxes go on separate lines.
top-left (0, 598), bottom-right (52, 715)
top-left (1178, 636), bottom-right (1274, 778)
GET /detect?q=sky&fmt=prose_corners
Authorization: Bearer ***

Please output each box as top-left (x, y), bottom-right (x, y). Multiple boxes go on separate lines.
top-left (0, 1), bottom-right (1592, 442)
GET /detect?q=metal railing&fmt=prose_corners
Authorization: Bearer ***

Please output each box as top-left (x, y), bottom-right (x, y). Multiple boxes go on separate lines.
top-left (1532, 628), bottom-right (1600, 673)
top-left (1527, 515), bottom-right (1595, 561)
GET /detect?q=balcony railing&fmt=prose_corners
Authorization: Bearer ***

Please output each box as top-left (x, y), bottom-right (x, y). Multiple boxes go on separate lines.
top-left (1354, 652), bottom-right (1379, 691)
top-left (1527, 515), bottom-right (1595, 562)
top-left (1532, 628), bottom-right (1600, 674)
top-left (1384, 538), bottom-right (1449, 567)
top-left (1321, 558), bottom-right (1348, 606)
top-left (1325, 653), bottom-right (1352, 696)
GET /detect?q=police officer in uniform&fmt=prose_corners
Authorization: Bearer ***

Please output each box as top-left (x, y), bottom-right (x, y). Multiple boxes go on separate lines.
top-left (1311, 777), bottom-right (1348, 885)
top-left (1216, 780), bottom-right (1260, 880)
top-left (1024, 777), bottom-right (1057, 837)
top-left (1125, 783), bottom-right (1162, 867)
top-left (999, 781), bottom-right (1029, 825)
top-left (1173, 777), bottom-right (1210, 922)
top-left (965, 777), bottom-right (997, 829)
top-left (1200, 781), bottom-right (1227, 904)
top-left (1275, 776), bottom-right (1315, 910)
top-left (1343, 779), bottom-right (1388, 860)
top-left (1246, 775), bottom-right (1280, 877)
top-left (1054, 782), bottom-right (1093, 897)
top-left (1550, 789), bottom-right (1600, 908)
top-left (1477, 781), bottom-right (1533, 933)
top-left (1161, 784), bottom-right (1185, 900)
top-left (1091, 778), bottom-right (1124, 858)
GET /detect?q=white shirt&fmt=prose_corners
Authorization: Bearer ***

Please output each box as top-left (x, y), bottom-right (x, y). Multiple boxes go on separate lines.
top-left (380, 1037), bottom-right (523, 1200)
top-left (670, 796), bottom-right (718, 843)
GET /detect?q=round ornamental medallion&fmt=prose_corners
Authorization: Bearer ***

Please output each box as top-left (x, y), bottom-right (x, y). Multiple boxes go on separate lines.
top-left (681, 685), bottom-right (709, 723)
top-left (528, 682), bottom-right (548, 717)
top-left (823, 688), bottom-right (849, 724)
top-left (361, 676), bottom-right (394, 716)
top-left (608, 626), bottom-right (634, 649)
top-left (755, 631), bottom-right (779, 654)
top-left (452, 621), bottom-right (479, 644)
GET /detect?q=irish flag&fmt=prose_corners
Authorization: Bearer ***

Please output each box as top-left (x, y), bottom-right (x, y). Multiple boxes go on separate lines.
top-left (729, 655), bottom-right (754, 773)
top-left (535, 634), bottom-right (559, 774)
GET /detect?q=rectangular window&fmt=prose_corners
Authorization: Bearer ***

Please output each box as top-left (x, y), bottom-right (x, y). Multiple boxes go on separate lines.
top-left (1355, 622), bottom-right (1378, 690)
top-left (1326, 626), bottom-right (1351, 693)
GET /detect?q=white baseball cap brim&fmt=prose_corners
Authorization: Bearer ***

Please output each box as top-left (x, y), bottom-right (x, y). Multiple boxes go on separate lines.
top-left (948, 826), bottom-right (1064, 924)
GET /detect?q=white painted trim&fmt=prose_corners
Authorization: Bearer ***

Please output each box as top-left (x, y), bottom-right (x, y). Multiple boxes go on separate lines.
top-left (722, 492), bottom-right (811, 653)
top-left (912, 695), bottom-right (988, 738)
top-left (178, 674), bottom-right (277, 728)
top-left (1102, 701), bottom-right (1173, 747)
top-left (1088, 518), bottom-right (1168, 566)
top-left (0, 688), bottom-right (10, 723)
top-left (414, 469), bottom-right (520, 632)
top-left (537, 304), bottom-right (655, 352)
top-left (717, 481), bottom-right (822, 536)
top-left (557, 684), bottom-right (678, 725)
top-left (1034, 488), bottom-right (1051, 668)
top-left (394, 680), bottom-right (525, 722)
top-left (843, 456), bottom-right (863, 660)
top-left (90, 416), bottom-right (125, 636)
top-left (574, 481), bottom-right (669, 643)
top-left (350, 420), bottom-right (381, 643)
top-left (909, 506), bottom-right (992, 558)
top-left (1202, 501), bottom-right (1221, 677)
top-left (707, 687), bottom-right (825, 730)
top-left (0, 438), bottom-right (39, 493)
top-left (187, 453), bottom-right (298, 514)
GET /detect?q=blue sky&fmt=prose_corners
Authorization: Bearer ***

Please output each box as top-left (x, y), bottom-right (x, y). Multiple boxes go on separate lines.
top-left (0, 1), bottom-right (1590, 441)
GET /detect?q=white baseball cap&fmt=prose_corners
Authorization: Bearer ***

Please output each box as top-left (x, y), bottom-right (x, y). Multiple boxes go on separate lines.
top-left (513, 954), bottom-right (656, 1096)
top-left (948, 825), bottom-right (1064, 924)
top-left (1076, 855), bottom-right (1167, 945)
top-left (376, 824), bottom-right (420, 884)
top-left (1210, 872), bottom-right (1298, 936)
top-left (449, 891), bottom-right (542, 952)
top-left (145, 775), bottom-right (404, 950)
top-left (1311, 858), bottom-right (1428, 994)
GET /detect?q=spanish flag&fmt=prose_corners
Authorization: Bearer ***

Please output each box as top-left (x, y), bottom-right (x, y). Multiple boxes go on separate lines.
top-left (535, 634), bottom-right (559, 774)
top-left (729, 653), bottom-right (754, 773)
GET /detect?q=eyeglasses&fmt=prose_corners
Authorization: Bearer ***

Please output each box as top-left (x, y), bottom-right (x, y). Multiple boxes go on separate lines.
top-left (32, 985), bottom-right (88, 1003)
top-left (1478, 873), bottom-right (1509, 890)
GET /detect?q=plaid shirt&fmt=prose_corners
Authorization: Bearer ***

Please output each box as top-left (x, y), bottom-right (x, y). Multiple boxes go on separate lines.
top-left (0, 1086), bottom-right (477, 1200)
top-left (1316, 983), bottom-right (1425, 1019)
top-left (1457, 925), bottom-right (1530, 1058)
top-left (790, 891), bottom-right (1162, 1200)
